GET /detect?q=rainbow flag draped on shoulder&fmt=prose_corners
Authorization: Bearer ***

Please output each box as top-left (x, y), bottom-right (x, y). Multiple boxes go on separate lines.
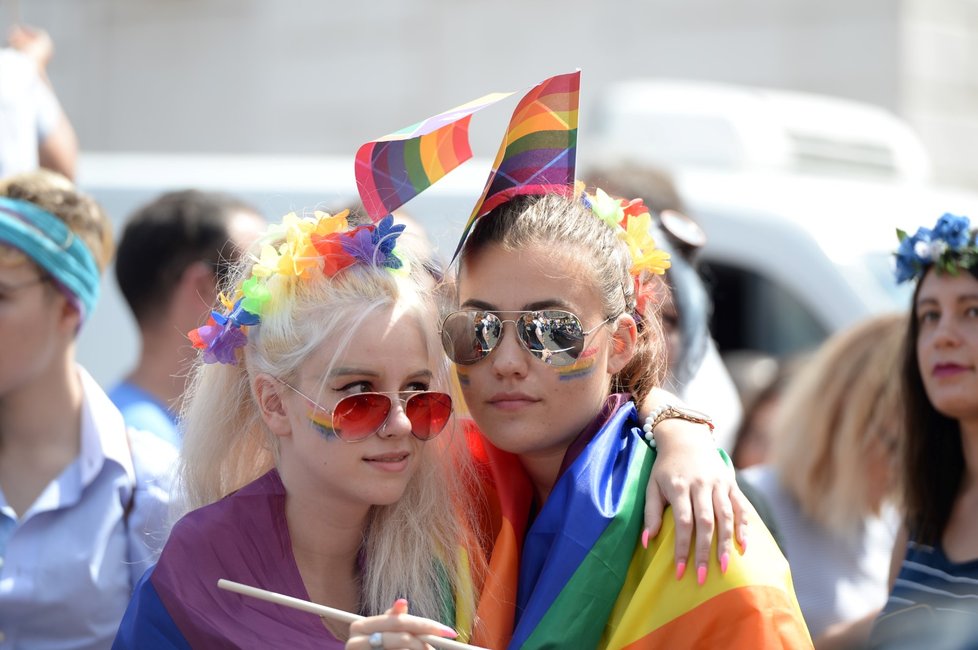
top-left (468, 403), bottom-right (812, 649)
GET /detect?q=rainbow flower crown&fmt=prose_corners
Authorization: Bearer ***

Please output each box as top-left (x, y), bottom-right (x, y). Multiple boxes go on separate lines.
top-left (189, 211), bottom-right (405, 365)
top-left (894, 213), bottom-right (978, 284)
top-left (577, 184), bottom-right (672, 317)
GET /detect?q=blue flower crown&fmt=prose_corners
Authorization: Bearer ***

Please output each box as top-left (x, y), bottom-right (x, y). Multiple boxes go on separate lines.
top-left (894, 213), bottom-right (978, 284)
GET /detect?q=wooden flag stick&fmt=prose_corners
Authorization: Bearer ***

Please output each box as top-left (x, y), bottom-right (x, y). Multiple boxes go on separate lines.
top-left (217, 579), bottom-right (489, 650)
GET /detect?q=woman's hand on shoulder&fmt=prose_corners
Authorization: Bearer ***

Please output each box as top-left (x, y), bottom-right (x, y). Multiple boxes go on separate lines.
top-left (639, 388), bottom-right (750, 584)
top-left (346, 599), bottom-right (458, 650)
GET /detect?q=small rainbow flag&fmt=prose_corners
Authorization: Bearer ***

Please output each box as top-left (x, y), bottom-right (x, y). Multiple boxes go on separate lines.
top-left (466, 403), bottom-right (812, 649)
top-left (355, 92), bottom-right (513, 220)
top-left (452, 70), bottom-right (580, 260)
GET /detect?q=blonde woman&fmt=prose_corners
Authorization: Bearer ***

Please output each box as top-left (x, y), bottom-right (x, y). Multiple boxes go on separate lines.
top-left (114, 213), bottom-right (478, 647)
top-left (740, 314), bottom-right (905, 642)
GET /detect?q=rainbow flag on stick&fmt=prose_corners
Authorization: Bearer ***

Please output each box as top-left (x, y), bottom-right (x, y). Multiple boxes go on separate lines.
top-left (452, 70), bottom-right (580, 260)
top-left (355, 93), bottom-right (513, 220)
top-left (468, 404), bottom-right (812, 649)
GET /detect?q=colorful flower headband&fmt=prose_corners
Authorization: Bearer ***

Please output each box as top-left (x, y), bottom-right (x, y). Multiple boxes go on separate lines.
top-left (894, 213), bottom-right (978, 284)
top-left (189, 212), bottom-right (406, 365)
top-left (578, 184), bottom-right (672, 317)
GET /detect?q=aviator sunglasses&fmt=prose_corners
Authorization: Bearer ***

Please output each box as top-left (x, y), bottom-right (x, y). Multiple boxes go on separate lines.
top-left (440, 309), bottom-right (614, 367)
top-left (282, 383), bottom-right (453, 442)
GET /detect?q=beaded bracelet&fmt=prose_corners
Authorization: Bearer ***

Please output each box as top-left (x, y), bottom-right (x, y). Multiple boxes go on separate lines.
top-left (642, 404), bottom-right (715, 448)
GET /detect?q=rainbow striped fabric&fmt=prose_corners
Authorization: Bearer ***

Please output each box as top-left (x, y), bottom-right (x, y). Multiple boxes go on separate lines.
top-left (453, 70), bottom-right (580, 259)
top-left (467, 404), bottom-right (812, 649)
top-left (355, 92), bottom-right (513, 220)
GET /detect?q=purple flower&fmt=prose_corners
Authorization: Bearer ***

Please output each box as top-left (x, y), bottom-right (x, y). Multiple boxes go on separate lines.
top-left (932, 213), bottom-right (971, 250)
top-left (340, 217), bottom-right (405, 269)
top-left (204, 324), bottom-right (248, 365)
top-left (372, 215), bottom-right (406, 268)
top-left (341, 226), bottom-right (377, 265)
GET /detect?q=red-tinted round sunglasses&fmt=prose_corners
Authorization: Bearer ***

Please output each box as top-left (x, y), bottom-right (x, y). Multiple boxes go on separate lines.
top-left (283, 382), bottom-right (453, 442)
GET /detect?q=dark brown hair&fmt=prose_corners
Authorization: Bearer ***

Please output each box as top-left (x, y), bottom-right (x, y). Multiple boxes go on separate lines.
top-left (459, 193), bottom-right (666, 404)
top-left (900, 266), bottom-right (976, 544)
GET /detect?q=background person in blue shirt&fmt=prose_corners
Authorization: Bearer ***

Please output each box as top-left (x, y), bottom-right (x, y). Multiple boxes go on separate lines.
top-left (0, 170), bottom-right (175, 650)
top-left (109, 189), bottom-right (264, 447)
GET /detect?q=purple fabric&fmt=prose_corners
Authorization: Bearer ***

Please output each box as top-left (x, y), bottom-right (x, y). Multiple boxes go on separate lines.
top-left (150, 470), bottom-right (344, 649)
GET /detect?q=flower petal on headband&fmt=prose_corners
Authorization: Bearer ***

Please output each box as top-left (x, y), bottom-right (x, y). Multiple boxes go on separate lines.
top-left (217, 291), bottom-right (236, 312)
top-left (622, 211), bottom-right (671, 276)
top-left (339, 218), bottom-right (405, 270)
top-left (371, 215), bottom-right (406, 269)
top-left (239, 276), bottom-right (271, 315)
top-left (591, 189), bottom-right (625, 230)
top-left (933, 213), bottom-right (971, 249)
top-left (188, 315), bottom-right (247, 365)
top-left (205, 324), bottom-right (248, 365)
top-left (621, 198), bottom-right (649, 221)
top-left (342, 226), bottom-right (379, 265)
top-left (632, 246), bottom-right (672, 277)
top-left (312, 209), bottom-right (349, 236)
top-left (252, 244), bottom-right (283, 279)
top-left (311, 234), bottom-right (357, 276)
top-left (188, 316), bottom-right (220, 350)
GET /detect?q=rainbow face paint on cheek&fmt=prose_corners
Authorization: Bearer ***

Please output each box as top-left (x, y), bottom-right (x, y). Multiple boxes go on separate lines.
top-left (556, 346), bottom-right (598, 381)
top-left (307, 406), bottom-right (339, 440)
top-left (455, 364), bottom-right (471, 387)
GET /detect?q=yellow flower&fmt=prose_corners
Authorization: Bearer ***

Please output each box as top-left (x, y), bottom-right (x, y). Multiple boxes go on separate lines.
top-left (632, 247), bottom-right (671, 276)
top-left (277, 213), bottom-right (327, 278)
top-left (312, 209), bottom-right (350, 236)
top-left (251, 244), bottom-right (283, 278)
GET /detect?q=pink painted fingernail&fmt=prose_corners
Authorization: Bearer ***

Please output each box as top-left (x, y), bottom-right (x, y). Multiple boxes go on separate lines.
top-left (697, 564), bottom-right (707, 585)
top-left (641, 528), bottom-right (650, 549)
top-left (676, 560), bottom-right (686, 580)
top-left (740, 535), bottom-right (748, 555)
top-left (437, 625), bottom-right (459, 638)
top-left (720, 552), bottom-right (729, 574)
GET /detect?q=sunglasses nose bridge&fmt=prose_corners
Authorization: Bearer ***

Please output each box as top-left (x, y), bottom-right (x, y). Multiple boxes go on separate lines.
top-left (376, 394), bottom-right (412, 439)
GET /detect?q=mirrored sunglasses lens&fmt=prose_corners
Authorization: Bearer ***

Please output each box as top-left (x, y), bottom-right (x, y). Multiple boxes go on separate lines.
top-left (405, 392), bottom-right (453, 439)
top-left (332, 393), bottom-right (391, 440)
top-left (518, 311), bottom-right (586, 366)
top-left (442, 311), bottom-right (500, 365)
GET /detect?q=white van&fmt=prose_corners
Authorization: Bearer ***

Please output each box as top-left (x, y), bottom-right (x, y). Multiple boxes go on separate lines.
top-left (584, 79), bottom-right (978, 356)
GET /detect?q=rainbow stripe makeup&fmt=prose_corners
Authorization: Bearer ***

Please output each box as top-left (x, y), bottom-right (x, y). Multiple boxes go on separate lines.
top-left (455, 364), bottom-right (471, 387)
top-left (556, 346), bottom-right (598, 381)
top-left (307, 406), bottom-right (339, 440)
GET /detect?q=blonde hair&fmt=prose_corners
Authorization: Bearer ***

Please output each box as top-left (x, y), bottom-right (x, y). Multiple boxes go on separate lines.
top-left (771, 313), bottom-right (905, 536)
top-left (0, 170), bottom-right (114, 272)
top-left (460, 193), bottom-right (667, 403)
top-left (179, 230), bottom-right (482, 622)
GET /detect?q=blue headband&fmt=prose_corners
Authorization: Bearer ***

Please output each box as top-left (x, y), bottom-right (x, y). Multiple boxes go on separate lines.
top-left (0, 196), bottom-right (100, 321)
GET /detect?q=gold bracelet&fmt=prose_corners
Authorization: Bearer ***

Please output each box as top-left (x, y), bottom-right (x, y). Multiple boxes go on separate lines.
top-left (642, 404), bottom-right (714, 447)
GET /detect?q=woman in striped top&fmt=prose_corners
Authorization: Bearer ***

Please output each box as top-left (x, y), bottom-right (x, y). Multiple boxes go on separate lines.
top-left (870, 214), bottom-right (978, 649)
